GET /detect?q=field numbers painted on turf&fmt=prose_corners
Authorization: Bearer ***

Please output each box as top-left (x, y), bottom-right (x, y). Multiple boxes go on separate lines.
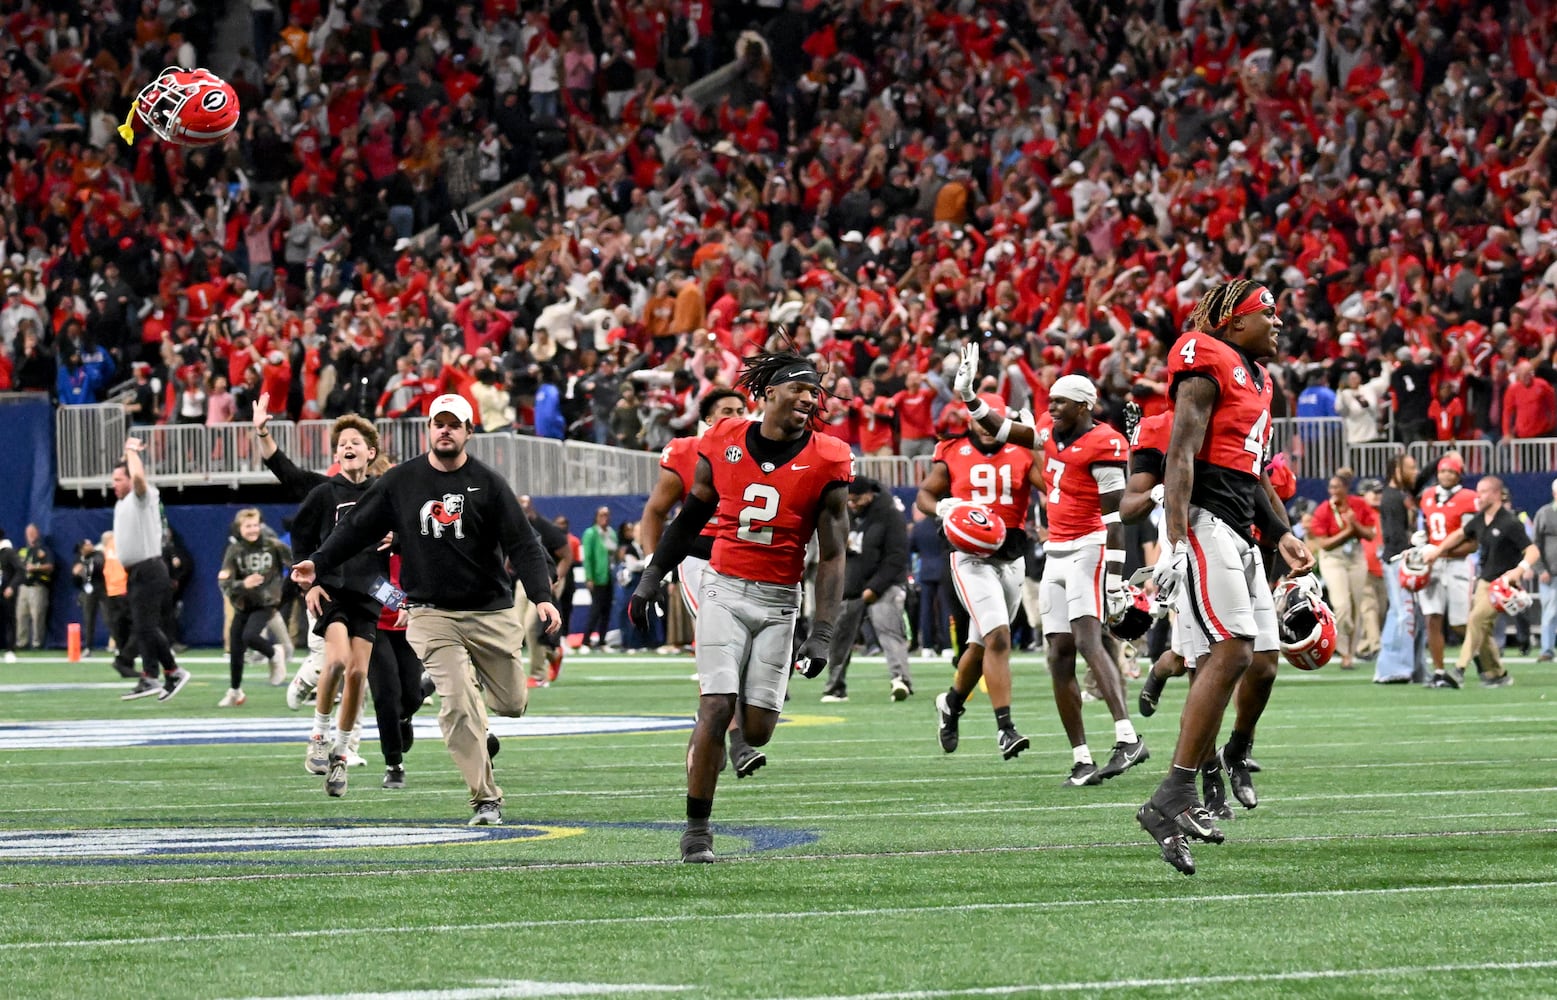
top-left (737, 483), bottom-right (780, 545)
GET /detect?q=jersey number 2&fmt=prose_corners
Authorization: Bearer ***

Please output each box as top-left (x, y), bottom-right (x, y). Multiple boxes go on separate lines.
top-left (737, 484), bottom-right (780, 545)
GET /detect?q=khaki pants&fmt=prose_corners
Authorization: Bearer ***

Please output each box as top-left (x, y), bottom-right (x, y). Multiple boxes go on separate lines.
top-left (1318, 548), bottom-right (1380, 660)
top-left (406, 606), bottom-right (529, 807)
top-left (16, 583), bottom-right (48, 648)
top-left (1456, 580), bottom-right (1507, 678)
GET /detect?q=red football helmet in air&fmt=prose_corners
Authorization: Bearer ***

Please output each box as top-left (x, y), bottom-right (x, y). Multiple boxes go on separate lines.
top-left (1398, 548), bottom-right (1432, 592)
top-left (1275, 578), bottom-right (1337, 671)
top-left (123, 67), bottom-right (240, 147)
top-left (942, 501), bottom-right (1007, 556)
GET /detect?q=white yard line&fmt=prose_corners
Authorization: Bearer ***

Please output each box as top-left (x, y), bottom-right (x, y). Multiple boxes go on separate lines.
top-left (0, 878), bottom-right (1552, 951)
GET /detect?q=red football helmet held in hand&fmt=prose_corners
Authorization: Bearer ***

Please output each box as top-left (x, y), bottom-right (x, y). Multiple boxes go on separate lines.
top-left (942, 501), bottom-right (1007, 556)
top-left (1398, 548), bottom-right (1432, 592)
top-left (120, 67), bottom-right (240, 147)
top-left (1488, 578), bottom-right (1533, 615)
top-left (1275, 579), bottom-right (1337, 671)
top-left (1106, 583), bottom-right (1154, 641)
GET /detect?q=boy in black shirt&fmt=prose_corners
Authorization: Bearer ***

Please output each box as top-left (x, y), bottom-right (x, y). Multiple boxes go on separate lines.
top-left (1424, 476), bottom-right (1536, 688)
top-left (293, 394), bottom-right (561, 825)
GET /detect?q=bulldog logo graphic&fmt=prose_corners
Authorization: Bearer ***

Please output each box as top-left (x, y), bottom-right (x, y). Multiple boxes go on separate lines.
top-left (419, 493), bottom-right (466, 539)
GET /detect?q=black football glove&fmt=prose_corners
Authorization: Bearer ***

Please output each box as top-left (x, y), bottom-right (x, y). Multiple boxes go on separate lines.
top-left (628, 566), bottom-right (668, 631)
top-left (792, 620), bottom-right (834, 679)
top-left (1123, 400), bottom-right (1142, 446)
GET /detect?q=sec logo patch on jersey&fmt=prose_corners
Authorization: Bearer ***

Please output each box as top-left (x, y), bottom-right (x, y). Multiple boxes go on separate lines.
top-left (1232, 366), bottom-right (1248, 386)
top-left (725, 446), bottom-right (744, 464)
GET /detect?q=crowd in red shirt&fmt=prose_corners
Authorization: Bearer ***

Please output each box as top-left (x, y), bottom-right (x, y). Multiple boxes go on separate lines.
top-left (2, 1), bottom-right (1556, 454)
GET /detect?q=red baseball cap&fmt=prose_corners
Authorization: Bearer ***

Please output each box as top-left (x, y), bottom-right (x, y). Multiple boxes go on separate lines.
top-left (1439, 454), bottom-right (1464, 473)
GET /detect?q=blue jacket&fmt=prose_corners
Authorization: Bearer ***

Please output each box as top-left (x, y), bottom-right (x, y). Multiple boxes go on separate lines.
top-left (1295, 385), bottom-right (1336, 419)
top-left (57, 363), bottom-right (98, 405)
top-left (534, 383), bottom-right (566, 439)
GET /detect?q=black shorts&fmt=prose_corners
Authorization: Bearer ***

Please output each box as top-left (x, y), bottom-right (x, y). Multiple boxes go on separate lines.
top-left (312, 589), bottom-right (381, 644)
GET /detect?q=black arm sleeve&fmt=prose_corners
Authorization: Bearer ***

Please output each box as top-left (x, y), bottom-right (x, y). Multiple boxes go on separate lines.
top-left (310, 476), bottom-right (397, 574)
top-left (264, 449), bottom-right (331, 500)
top-left (646, 494), bottom-right (717, 574)
top-left (1253, 484), bottom-right (1289, 546)
top-left (496, 487), bottom-right (555, 606)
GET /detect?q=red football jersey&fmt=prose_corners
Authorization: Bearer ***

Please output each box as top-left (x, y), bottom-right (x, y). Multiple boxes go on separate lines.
top-left (700, 417), bottom-right (853, 586)
top-left (1168, 331), bottom-right (1273, 477)
top-left (1420, 485), bottom-right (1478, 546)
top-left (659, 435), bottom-right (718, 538)
top-left (933, 437), bottom-right (1034, 532)
top-left (1040, 421), bottom-right (1129, 543)
top-left (1132, 410), bottom-right (1172, 456)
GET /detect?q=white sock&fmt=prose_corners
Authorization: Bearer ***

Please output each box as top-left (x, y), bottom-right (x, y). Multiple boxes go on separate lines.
top-left (1115, 719), bottom-right (1138, 745)
top-left (1073, 744), bottom-right (1093, 766)
top-left (311, 712), bottom-right (331, 739)
top-left (333, 728), bottom-right (355, 756)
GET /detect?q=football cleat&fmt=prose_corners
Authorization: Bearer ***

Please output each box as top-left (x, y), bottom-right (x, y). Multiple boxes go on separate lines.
top-left (935, 692), bottom-right (963, 753)
top-left (1136, 800), bottom-right (1196, 875)
top-left (731, 744), bottom-right (767, 779)
top-left (1219, 746), bottom-right (1258, 809)
top-left (997, 727), bottom-right (1029, 760)
top-left (679, 829), bottom-right (715, 863)
top-left (1097, 738), bottom-right (1150, 780)
top-left (1202, 763), bottom-right (1233, 820)
top-left (1062, 761), bottom-right (1102, 787)
top-left (1174, 804), bottom-right (1226, 844)
top-left (1138, 671), bottom-right (1167, 718)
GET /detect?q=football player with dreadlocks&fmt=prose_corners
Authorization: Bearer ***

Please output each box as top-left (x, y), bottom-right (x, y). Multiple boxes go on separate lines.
top-left (629, 348), bottom-right (852, 863)
top-left (1135, 278), bottom-right (1314, 875)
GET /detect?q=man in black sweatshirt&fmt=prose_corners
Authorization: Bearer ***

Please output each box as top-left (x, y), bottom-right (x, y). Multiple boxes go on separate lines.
top-left (292, 394), bottom-right (562, 826)
top-left (821, 478), bottom-right (913, 702)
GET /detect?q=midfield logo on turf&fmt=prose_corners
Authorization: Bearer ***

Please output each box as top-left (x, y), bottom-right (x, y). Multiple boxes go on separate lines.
top-left (0, 824), bottom-right (581, 860)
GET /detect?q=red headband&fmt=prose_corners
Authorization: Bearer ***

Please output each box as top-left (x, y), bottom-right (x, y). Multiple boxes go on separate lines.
top-left (1228, 285), bottom-right (1275, 321)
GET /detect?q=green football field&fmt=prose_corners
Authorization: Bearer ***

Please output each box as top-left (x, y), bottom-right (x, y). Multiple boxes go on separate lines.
top-left (1, 647), bottom-right (1555, 1000)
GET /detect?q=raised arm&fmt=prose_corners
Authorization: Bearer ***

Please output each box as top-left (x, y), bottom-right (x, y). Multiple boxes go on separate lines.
top-left (124, 436), bottom-right (150, 496)
top-left (957, 342), bottom-right (1036, 449)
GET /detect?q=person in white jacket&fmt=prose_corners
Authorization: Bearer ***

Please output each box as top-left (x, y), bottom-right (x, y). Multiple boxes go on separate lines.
top-left (1335, 368), bottom-right (1391, 445)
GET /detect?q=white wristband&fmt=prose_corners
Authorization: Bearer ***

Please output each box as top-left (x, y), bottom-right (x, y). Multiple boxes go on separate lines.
top-left (1101, 512), bottom-right (1122, 525)
top-left (967, 398), bottom-right (990, 420)
top-left (1104, 547), bottom-right (1125, 561)
top-left (993, 418), bottom-right (1013, 443)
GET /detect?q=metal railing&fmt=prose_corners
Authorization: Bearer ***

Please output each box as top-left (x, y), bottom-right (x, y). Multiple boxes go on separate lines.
top-left (1271, 417), bottom-right (1345, 480)
top-left (53, 407), bottom-right (1557, 498)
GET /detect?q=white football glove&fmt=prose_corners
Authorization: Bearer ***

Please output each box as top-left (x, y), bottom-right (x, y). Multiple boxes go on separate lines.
top-left (954, 341), bottom-right (980, 402)
top-left (1289, 572), bottom-right (1324, 603)
top-left (1410, 529), bottom-right (1427, 547)
top-left (1152, 539), bottom-right (1188, 605)
top-left (1104, 574), bottom-right (1129, 624)
top-left (1149, 483), bottom-right (1165, 506)
top-left (935, 497), bottom-right (960, 521)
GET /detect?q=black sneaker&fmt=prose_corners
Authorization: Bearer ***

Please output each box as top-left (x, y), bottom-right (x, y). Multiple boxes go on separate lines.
top-left (157, 668), bottom-right (191, 702)
top-left (1219, 746), bottom-right (1258, 809)
top-left (1202, 764), bottom-right (1233, 820)
top-left (1062, 761), bottom-right (1101, 787)
top-left (680, 828), bottom-right (715, 863)
top-left (997, 727), bottom-right (1029, 760)
top-left (731, 744), bottom-right (767, 779)
top-left (1481, 671), bottom-right (1514, 688)
top-left (1136, 800), bottom-right (1196, 875)
top-left (1138, 671), bottom-right (1167, 718)
top-left (382, 765), bottom-right (406, 789)
top-left (325, 753), bottom-right (348, 797)
top-left (1431, 669), bottom-right (1463, 689)
top-left (1097, 738), bottom-right (1150, 779)
top-left (400, 718), bottom-right (415, 752)
top-left (1243, 756), bottom-right (1262, 774)
top-left (486, 732), bottom-right (500, 760)
top-left (120, 676), bottom-right (161, 701)
top-left (935, 692), bottom-right (962, 753)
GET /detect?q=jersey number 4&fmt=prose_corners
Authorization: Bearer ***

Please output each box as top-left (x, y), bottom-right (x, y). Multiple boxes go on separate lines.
top-left (736, 484), bottom-right (781, 545)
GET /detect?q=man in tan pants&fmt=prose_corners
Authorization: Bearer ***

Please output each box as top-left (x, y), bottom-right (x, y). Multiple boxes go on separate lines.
top-left (1307, 471), bottom-right (1380, 668)
top-left (1424, 475), bottom-right (1535, 688)
top-left (293, 395), bottom-right (562, 824)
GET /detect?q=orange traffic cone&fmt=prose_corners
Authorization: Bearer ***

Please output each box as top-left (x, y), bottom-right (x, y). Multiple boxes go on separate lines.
top-left (67, 623), bottom-right (82, 662)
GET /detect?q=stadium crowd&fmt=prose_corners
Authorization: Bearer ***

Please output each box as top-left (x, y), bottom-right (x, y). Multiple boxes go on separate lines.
top-left (0, 0), bottom-right (1555, 457)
